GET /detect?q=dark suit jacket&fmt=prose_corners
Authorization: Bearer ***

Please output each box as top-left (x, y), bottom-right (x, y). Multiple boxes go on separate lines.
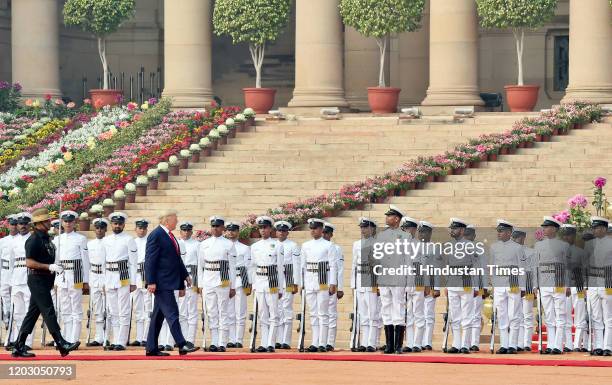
top-left (144, 225), bottom-right (189, 290)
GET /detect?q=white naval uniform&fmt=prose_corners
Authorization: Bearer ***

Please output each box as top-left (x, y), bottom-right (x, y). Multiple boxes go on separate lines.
top-left (351, 237), bottom-right (380, 348)
top-left (326, 242), bottom-right (343, 348)
top-left (587, 236), bottom-right (612, 351)
top-left (565, 244), bottom-right (588, 350)
top-left (405, 239), bottom-right (426, 349)
top-left (250, 237), bottom-right (284, 348)
top-left (103, 232), bottom-right (138, 347)
top-left (490, 239), bottom-right (525, 350)
top-left (300, 237), bottom-right (337, 347)
top-left (421, 241), bottom-right (443, 348)
top-left (228, 240), bottom-right (251, 345)
top-left (178, 238), bottom-right (199, 344)
top-left (0, 234), bottom-right (15, 334)
top-left (197, 235), bottom-right (236, 348)
top-left (132, 235), bottom-right (152, 343)
top-left (376, 228), bottom-right (409, 326)
top-left (535, 237), bottom-right (570, 351)
top-left (87, 238), bottom-right (106, 344)
top-left (53, 231), bottom-right (90, 343)
top-left (277, 238), bottom-right (300, 346)
top-left (7, 233), bottom-right (33, 347)
top-left (518, 246), bottom-right (537, 349)
top-left (467, 247), bottom-right (487, 349)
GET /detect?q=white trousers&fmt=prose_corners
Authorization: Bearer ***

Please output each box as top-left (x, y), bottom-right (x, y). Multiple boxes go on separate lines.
top-left (540, 287), bottom-right (566, 351)
top-left (89, 286), bottom-right (105, 343)
top-left (422, 295), bottom-right (437, 347)
top-left (589, 287), bottom-right (612, 351)
top-left (379, 287), bottom-right (406, 326)
top-left (179, 289), bottom-right (198, 344)
top-left (448, 289), bottom-right (474, 349)
top-left (567, 291), bottom-right (588, 350)
top-left (9, 284), bottom-right (33, 347)
top-left (106, 285), bottom-right (131, 346)
top-left (58, 287), bottom-right (83, 343)
top-left (255, 291), bottom-right (279, 348)
top-left (277, 290), bottom-right (294, 345)
top-left (327, 293), bottom-right (338, 347)
top-left (306, 290), bottom-right (330, 347)
top-left (494, 287), bottom-right (521, 349)
top-left (205, 286), bottom-right (230, 347)
top-left (0, 283), bottom-right (10, 321)
top-left (518, 297), bottom-right (534, 348)
top-left (132, 288), bottom-right (152, 342)
top-left (228, 289), bottom-right (249, 344)
top-left (357, 290), bottom-right (380, 348)
top-left (405, 289), bottom-right (425, 348)
top-left (468, 294), bottom-right (483, 348)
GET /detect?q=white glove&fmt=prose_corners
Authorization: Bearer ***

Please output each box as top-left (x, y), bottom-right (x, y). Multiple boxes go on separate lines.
top-left (49, 264), bottom-right (64, 274)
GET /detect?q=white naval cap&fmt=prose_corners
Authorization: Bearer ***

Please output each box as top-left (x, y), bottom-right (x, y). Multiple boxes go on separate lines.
top-left (135, 218), bottom-right (150, 227)
top-left (358, 217), bottom-right (377, 228)
top-left (225, 221), bottom-right (240, 231)
top-left (561, 223), bottom-right (576, 229)
top-left (255, 216), bottom-right (274, 227)
top-left (274, 221), bottom-right (292, 231)
top-left (92, 218), bottom-right (110, 227)
top-left (385, 204), bottom-right (405, 218)
top-left (60, 210), bottom-right (78, 221)
top-left (51, 219), bottom-right (60, 227)
top-left (400, 216), bottom-right (418, 228)
top-left (179, 221), bottom-right (194, 230)
top-left (448, 217), bottom-right (468, 228)
top-left (6, 214), bottom-right (18, 225)
top-left (109, 212), bottom-right (128, 222)
top-left (590, 216), bottom-right (609, 228)
top-left (16, 212), bottom-right (32, 223)
top-left (541, 216), bottom-right (562, 228)
top-left (323, 221), bottom-right (335, 232)
top-left (209, 216), bottom-right (225, 226)
top-left (419, 221), bottom-right (434, 230)
top-left (307, 218), bottom-right (325, 228)
top-left (496, 219), bottom-right (514, 230)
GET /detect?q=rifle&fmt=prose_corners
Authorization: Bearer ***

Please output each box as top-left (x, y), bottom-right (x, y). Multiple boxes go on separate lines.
top-left (4, 303), bottom-right (14, 348)
top-left (490, 304), bottom-right (497, 354)
top-left (126, 296), bottom-right (133, 345)
top-left (103, 288), bottom-right (111, 350)
top-left (86, 291), bottom-right (93, 345)
top-left (297, 269), bottom-right (306, 352)
top-left (536, 268), bottom-right (544, 354)
top-left (441, 294), bottom-right (450, 353)
top-left (349, 268), bottom-right (359, 351)
top-left (249, 294), bottom-right (258, 353)
top-left (200, 293), bottom-right (207, 351)
top-left (41, 320), bottom-right (47, 348)
top-left (0, 297), bottom-right (3, 346)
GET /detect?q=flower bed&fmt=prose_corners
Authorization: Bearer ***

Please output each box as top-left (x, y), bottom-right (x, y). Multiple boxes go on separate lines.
top-left (236, 101), bottom-right (603, 238)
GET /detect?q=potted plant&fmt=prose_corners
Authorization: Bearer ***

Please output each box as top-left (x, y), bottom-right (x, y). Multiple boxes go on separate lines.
top-left (339, 0), bottom-right (425, 113)
top-left (199, 138), bottom-right (212, 157)
top-left (135, 175), bottom-right (148, 196)
top-left (102, 198), bottom-right (115, 217)
top-left (114, 189), bottom-right (126, 210)
top-left (179, 150), bottom-right (190, 169)
top-left (147, 168), bottom-right (159, 190)
top-left (124, 183), bottom-right (136, 203)
top-left (157, 162), bottom-right (169, 182)
top-left (243, 108), bottom-right (256, 128)
top-left (64, 0), bottom-right (136, 109)
top-left (213, 0), bottom-right (291, 114)
top-left (189, 143), bottom-right (201, 163)
top-left (234, 113), bottom-right (246, 132)
top-left (476, 0), bottom-right (557, 112)
top-left (208, 129), bottom-right (220, 150)
top-left (225, 118), bottom-right (236, 138)
top-left (217, 125), bottom-right (229, 145)
top-left (78, 212), bottom-right (90, 231)
top-left (89, 204), bottom-right (104, 218)
top-left (168, 155), bottom-right (180, 176)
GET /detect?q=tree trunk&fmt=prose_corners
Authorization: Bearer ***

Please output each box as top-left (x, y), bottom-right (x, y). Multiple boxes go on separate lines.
top-left (249, 43), bottom-right (266, 88)
top-left (375, 36), bottom-right (388, 87)
top-left (513, 29), bottom-right (525, 86)
top-left (98, 37), bottom-right (109, 90)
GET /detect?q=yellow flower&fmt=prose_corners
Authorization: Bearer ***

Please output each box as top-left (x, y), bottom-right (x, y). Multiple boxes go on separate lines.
top-left (141, 102), bottom-right (149, 110)
top-left (63, 151), bottom-right (73, 161)
top-left (32, 100), bottom-right (40, 108)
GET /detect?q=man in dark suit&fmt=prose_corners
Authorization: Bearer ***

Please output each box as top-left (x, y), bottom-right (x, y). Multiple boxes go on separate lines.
top-left (144, 210), bottom-right (199, 356)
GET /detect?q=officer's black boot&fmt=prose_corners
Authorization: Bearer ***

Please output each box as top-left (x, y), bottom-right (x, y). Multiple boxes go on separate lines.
top-left (51, 332), bottom-right (80, 357)
top-left (383, 325), bottom-right (394, 354)
top-left (11, 333), bottom-right (35, 358)
top-left (394, 325), bottom-right (405, 354)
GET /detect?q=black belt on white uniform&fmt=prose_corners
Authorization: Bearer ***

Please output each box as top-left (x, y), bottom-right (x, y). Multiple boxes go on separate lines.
top-left (90, 263), bottom-right (103, 275)
top-left (1, 259), bottom-right (9, 270)
top-left (256, 265), bottom-right (279, 293)
top-left (60, 259), bottom-right (84, 286)
top-left (204, 260), bottom-right (230, 287)
top-left (105, 260), bottom-right (130, 286)
top-left (14, 256), bottom-right (26, 268)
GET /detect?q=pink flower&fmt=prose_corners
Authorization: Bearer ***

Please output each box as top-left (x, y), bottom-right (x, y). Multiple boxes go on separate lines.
top-left (44, 94), bottom-right (52, 101)
top-left (594, 177), bottom-right (607, 189)
top-left (54, 99), bottom-right (64, 106)
top-left (83, 98), bottom-right (92, 105)
top-left (534, 229), bottom-right (544, 241)
top-left (553, 210), bottom-right (570, 223)
top-left (567, 194), bottom-right (588, 209)
top-left (67, 102), bottom-right (76, 109)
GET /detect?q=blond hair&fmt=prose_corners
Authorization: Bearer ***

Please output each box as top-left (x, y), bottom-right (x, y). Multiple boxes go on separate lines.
top-left (158, 209), bottom-right (178, 223)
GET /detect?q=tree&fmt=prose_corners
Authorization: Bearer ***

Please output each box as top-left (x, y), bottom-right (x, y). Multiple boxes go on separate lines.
top-left (476, 0), bottom-right (558, 86)
top-left (64, 0), bottom-right (136, 90)
top-left (213, 0), bottom-right (291, 88)
top-left (339, 0), bottom-right (425, 88)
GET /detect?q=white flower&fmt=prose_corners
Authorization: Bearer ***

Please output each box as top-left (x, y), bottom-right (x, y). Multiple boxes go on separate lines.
top-left (235, 113), bottom-right (246, 122)
top-left (189, 144), bottom-right (200, 152)
top-left (54, 158), bottom-right (65, 166)
top-left (157, 162), bottom-right (169, 171)
top-left (217, 124), bottom-right (229, 134)
top-left (199, 137), bottom-right (210, 147)
top-left (147, 168), bottom-right (159, 178)
top-left (180, 149), bottom-right (191, 158)
top-left (114, 190), bottom-right (125, 199)
top-left (40, 117), bottom-right (50, 124)
top-left (124, 183), bottom-right (136, 192)
top-left (208, 129), bottom-right (220, 139)
top-left (102, 198), bottom-right (114, 206)
top-left (244, 108), bottom-right (255, 117)
top-left (90, 204), bottom-right (103, 213)
top-left (168, 155), bottom-right (179, 166)
top-left (31, 122), bottom-right (43, 130)
top-left (79, 212), bottom-right (89, 219)
top-left (136, 175), bottom-right (149, 185)
top-left (225, 118), bottom-right (235, 126)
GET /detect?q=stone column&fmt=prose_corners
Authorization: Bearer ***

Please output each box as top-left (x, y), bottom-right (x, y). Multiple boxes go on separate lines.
top-left (11, 0), bottom-right (61, 98)
top-left (344, 26), bottom-right (382, 111)
top-left (162, 0), bottom-right (213, 108)
top-left (421, 0), bottom-right (483, 107)
top-left (287, 0), bottom-right (348, 109)
top-left (561, 0), bottom-right (612, 104)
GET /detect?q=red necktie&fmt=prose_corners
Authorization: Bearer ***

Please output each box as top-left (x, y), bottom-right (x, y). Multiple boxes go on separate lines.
top-left (169, 231), bottom-right (179, 255)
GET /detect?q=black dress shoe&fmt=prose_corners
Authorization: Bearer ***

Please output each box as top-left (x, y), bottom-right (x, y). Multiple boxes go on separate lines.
top-left (563, 347), bottom-right (572, 353)
top-left (267, 346), bottom-right (275, 352)
top-left (497, 347), bottom-right (508, 354)
top-left (24, 345), bottom-right (32, 351)
top-left (469, 345), bottom-right (479, 352)
top-left (104, 344), bottom-right (115, 351)
top-left (235, 343), bottom-right (243, 348)
top-left (603, 349), bottom-right (612, 356)
top-left (507, 347), bottom-right (517, 354)
top-left (208, 345), bottom-right (218, 352)
top-left (402, 346), bottom-right (412, 353)
top-left (580, 348), bottom-right (588, 352)
top-left (447, 347), bottom-right (459, 354)
top-left (524, 346), bottom-right (531, 352)
top-left (113, 345), bottom-right (126, 351)
top-left (460, 347), bottom-right (470, 354)
top-left (326, 344), bottom-right (334, 352)
top-left (307, 345), bottom-right (318, 352)
top-left (366, 346), bottom-right (376, 352)
top-left (543, 348), bottom-right (552, 354)
top-left (412, 346), bottom-right (422, 353)
top-left (517, 347), bottom-right (524, 352)
top-left (552, 348), bottom-right (562, 355)
top-left (146, 351), bottom-right (170, 356)
top-left (164, 345), bottom-right (173, 351)
top-left (58, 341), bottom-right (81, 357)
top-left (424, 345), bottom-right (432, 351)
top-left (179, 342), bottom-right (199, 355)
top-left (593, 348), bottom-right (604, 356)
top-left (218, 346), bottom-right (226, 352)
top-left (158, 345), bottom-right (165, 351)
top-left (132, 341), bottom-right (142, 347)
top-left (226, 343), bottom-right (236, 348)
top-left (318, 346), bottom-right (326, 352)
top-left (86, 341), bottom-right (102, 347)
top-left (275, 343), bottom-right (281, 349)
top-left (573, 348), bottom-right (581, 352)
top-left (11, 348), bottom-right (36, 358)
top-left (4, 342), bottom-right (14, 351)
top-left (357, 345), bottom-right (366, 352)
top-left (256, 346), bottom-right (267, 353)
top-left (281, 344), bottom-right (291, 350)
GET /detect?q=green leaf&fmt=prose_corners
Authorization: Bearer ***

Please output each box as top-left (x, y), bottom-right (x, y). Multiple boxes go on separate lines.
top-left (64, 0), bottom-right (136, 37)
top-left (475, 0), bottom-right (558, 29)
top-left (338, 0), bottom-right (426, 38)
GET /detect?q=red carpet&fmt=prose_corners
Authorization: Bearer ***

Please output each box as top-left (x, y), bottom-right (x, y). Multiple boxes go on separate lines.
top-left (1, 353), bottom-right (610, 367)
